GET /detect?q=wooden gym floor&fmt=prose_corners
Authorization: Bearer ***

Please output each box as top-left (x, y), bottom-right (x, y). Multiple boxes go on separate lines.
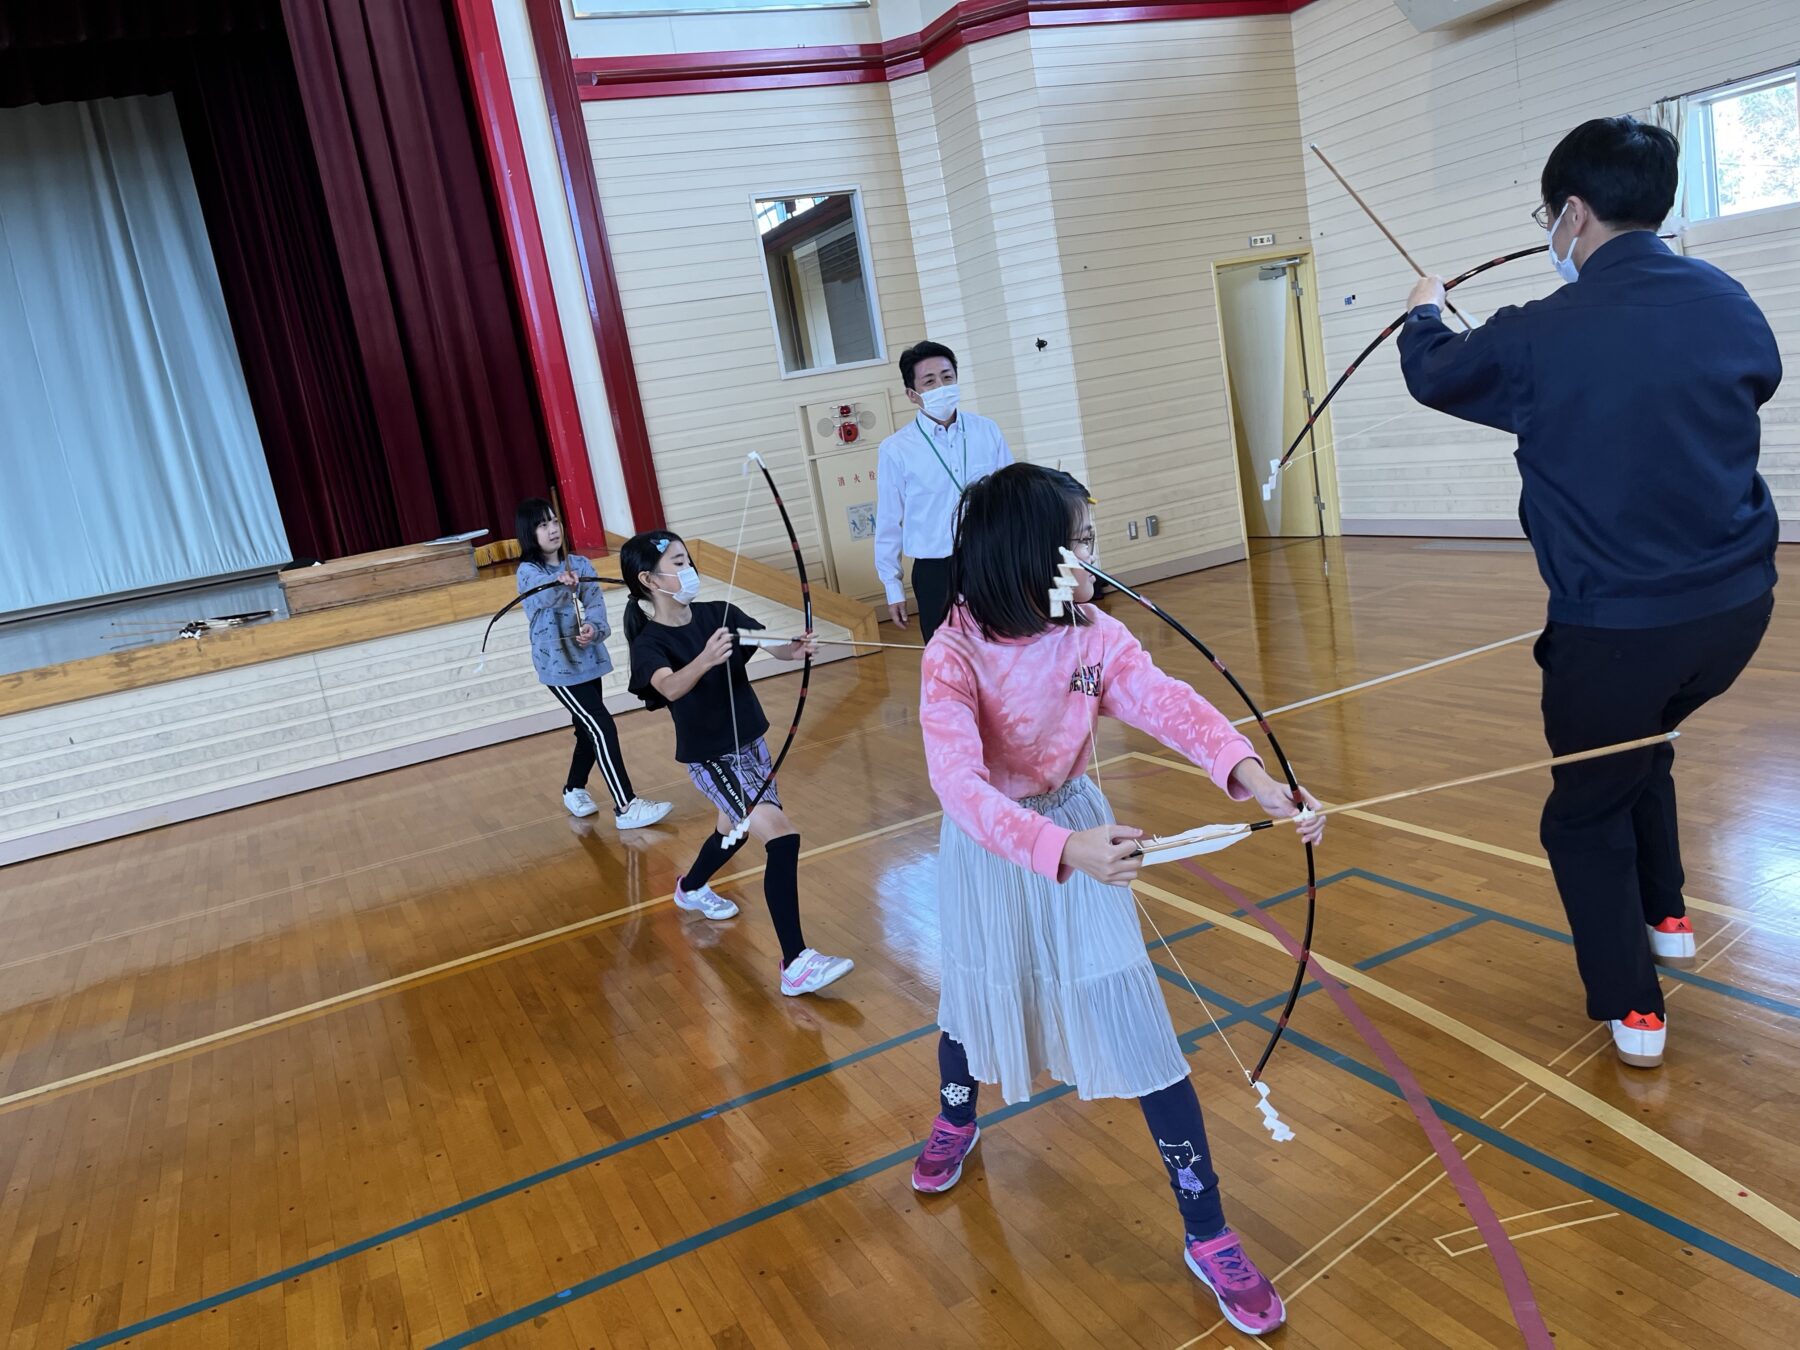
top-left (2, 537), bottom-right (1796, 1349)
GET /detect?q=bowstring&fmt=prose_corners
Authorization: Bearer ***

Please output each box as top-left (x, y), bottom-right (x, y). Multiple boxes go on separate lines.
top-left (1069, 591), bottom-right (1257, 1091)
top-left (723, 465), bottom-right (756, 813)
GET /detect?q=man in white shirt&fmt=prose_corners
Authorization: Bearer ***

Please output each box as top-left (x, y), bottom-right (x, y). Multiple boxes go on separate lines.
top-left (874, 341), bottom-right (1013, 641)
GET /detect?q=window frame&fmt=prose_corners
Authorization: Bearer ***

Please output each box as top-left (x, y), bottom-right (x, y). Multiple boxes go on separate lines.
top-left (748, 185), bottom-right (889, 381)
top-left (571, 0), bottom-right (868, 20)
top-left (1684, 66), bottom-right (1800, 223)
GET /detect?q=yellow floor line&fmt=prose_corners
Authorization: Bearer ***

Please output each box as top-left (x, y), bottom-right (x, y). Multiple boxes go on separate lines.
top-left (1126, 750), bottom-right (1789, 936)
top-left (1237, 629), bottom-right (1540, 726)
top-left (0, 791), bottom-right (989, 1115)
top-left (1441, 1211), bottom-right (1621, 1258)
top-left (1344, 808), bottom-right (1795, 935)
top-left (1133, 877), bottom-right (1800, 1259)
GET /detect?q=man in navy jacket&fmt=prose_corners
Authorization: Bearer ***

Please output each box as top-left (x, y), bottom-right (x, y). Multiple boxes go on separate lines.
top-left (1398, 116), bottom-right (1779, 1069)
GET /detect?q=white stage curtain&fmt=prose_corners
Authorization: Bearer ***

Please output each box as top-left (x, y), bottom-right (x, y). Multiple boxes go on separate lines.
top-left (0, 94), bottom-right (289, 618)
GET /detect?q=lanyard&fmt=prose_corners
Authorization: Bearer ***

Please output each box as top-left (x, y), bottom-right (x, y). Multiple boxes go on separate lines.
top-left (915, 414), bottom-right (967, 493)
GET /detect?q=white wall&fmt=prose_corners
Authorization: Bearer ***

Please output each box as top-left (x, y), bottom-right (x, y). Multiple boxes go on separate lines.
top-left (582, 83), bottom-right (927, 575)
top-left (0, 578), bottom-right (849, 864)
top-left (568, 0), bottom-right (1800, 567)
top-left (576, 11), bottom-right (1317, 577)
top-left (1034, 16), bottom-right (1313, 572)
top-left (892, 34), bottom-right (1088, 481)
top-left (493, 0), bottom-right (636, 533)
top-left (1293, 0), bottom-right (1800, 536)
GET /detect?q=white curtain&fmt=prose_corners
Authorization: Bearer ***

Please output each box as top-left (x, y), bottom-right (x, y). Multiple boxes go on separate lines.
top-left (1647, 94), bottom-right (1693, 227)
top-left (1217, 264), bottom-right (1293, 536)
top-left (0, 95), bottom-right (289, 618)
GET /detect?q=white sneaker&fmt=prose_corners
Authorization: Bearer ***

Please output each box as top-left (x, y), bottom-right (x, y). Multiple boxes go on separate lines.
top-left (779, 948), bottom-right (854, 997)
top-left (1647, 917), bottom-right (1696, 968)
top-left (1610, 1011), bottom-right (1667, 1068)
top-left (562, 788), bottom-right (600, 818)
top-left (613, 797), bottom-right (672, 829)
top-left (673, 878), bottom-right (739, 920)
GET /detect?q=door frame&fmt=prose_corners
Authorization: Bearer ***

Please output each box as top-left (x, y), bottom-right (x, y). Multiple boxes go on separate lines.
top-left (1211, 245), bottom-right (1341, 543)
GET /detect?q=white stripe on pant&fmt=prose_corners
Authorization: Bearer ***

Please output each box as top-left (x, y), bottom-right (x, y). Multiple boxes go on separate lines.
top-left (549, 682), bottom-right (630, 811)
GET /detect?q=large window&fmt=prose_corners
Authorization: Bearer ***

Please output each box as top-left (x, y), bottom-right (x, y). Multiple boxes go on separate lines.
top-left (572, 0), bottom-right (866, 17)
top-left (1684, 68), bottom-right (1800, 221)
top-left (753, 190), bottom-right (884, 378)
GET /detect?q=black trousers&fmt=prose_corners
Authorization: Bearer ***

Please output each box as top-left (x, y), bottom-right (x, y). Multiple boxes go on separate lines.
top-left (548, 679), bottom-right (635, 811)
top-left (912, 556), bottom-right (953, 643)
top-left (1535, 592), bottom-right (1771, 1019)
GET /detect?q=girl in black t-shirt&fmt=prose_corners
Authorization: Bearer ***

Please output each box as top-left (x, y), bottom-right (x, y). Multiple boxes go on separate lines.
top-left (623, 530), bottom-right (854, 998)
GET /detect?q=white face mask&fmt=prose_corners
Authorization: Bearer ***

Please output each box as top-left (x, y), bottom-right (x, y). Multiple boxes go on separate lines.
top-left (1546, 203), bottom-right (1580, 283)
top-left (659, 565), bottom-right (700, 605)
top-left (919, 384), bottom-right (960, 422)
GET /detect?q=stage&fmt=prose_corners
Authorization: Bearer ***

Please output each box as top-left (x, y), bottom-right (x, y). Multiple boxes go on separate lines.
top-left (0, 539), bottom-right (879, 865)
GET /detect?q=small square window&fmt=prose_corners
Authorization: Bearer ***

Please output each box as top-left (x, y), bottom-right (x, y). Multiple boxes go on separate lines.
top-left (753, 191), bottom-right (885, 377)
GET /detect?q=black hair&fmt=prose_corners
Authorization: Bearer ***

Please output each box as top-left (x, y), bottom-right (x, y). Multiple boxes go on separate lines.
top-left (947, 462), bottom-right (1093, 641)
top-left (899, 340), bottom-right (958, 391)
top-left (515, 497), bottom-right (563, 569)
top-left (1541, 115), bottom-right (1679, 229)
top-left (619, 529), bottom-right (686, 642)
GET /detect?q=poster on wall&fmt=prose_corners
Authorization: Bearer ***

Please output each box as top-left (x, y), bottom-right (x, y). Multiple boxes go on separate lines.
top-left (809, 450), bottom-right (884, 604)
top-left (571, 0), bottom-right (867, 16)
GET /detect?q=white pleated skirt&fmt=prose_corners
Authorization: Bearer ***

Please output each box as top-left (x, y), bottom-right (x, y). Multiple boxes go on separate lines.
top-left (936, 775), bottom-right (1190, 1105)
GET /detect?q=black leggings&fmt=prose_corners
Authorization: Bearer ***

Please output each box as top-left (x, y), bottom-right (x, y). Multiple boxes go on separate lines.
top-left (935, 1033), bottom-right (1226, 1237)
top-left (548, 679), bottom-right (635, 810)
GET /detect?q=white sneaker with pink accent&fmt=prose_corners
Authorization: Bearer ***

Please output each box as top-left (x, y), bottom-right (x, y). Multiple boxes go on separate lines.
top-left (779, 948), bottom-right (854, 996)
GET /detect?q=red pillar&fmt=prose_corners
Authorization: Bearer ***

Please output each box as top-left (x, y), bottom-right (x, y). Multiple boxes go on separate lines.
top-left (447, 0), bottom-right (610, 552)
top-left (522, 0), bottom-right (666, 531)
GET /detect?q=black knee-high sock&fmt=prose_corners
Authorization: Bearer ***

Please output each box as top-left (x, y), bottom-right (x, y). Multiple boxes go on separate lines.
top-left (1140, 1077), bottom-right (1227, 1238)
top-left (679, 831), bottom-right (743, 893)
top-left (937, 1032), bottom-right (979, 1126)
top-left (762, 834), bottom-right (806, 966)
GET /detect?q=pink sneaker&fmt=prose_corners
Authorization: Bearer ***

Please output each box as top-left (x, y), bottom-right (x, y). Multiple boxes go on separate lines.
top-left (911, 1115), bottom-right (980, 1193)
top-left (1185, 1228), bottom-right (1285, 1336)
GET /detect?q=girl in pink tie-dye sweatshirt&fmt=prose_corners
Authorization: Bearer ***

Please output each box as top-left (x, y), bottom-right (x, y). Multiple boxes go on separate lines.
top-left (907, 463), bottom-right (1323, 1338)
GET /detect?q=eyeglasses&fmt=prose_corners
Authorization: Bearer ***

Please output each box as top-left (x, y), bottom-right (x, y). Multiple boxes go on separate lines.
top-left (1531, 203), bottom-right (1555, 230)
top-left (1070, 531), bottom-right (1096, 554)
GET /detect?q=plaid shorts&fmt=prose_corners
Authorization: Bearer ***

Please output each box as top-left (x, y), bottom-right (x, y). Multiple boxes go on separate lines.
top-left (686, 737), bottom-right (780, 823)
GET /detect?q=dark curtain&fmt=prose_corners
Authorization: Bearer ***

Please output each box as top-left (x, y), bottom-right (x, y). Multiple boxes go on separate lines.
top-left (277, 0), bottom-right (552, 554)
top-left (0, 2), bottom-right (276, 105)
top-left (177, 29), bottom-right (401, 558)
top-left (0, 0), bottom-right (554, 561)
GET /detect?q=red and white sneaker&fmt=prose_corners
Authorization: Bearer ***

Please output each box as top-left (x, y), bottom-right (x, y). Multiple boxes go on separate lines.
top-left (911, 1115), bottom-right (980, 1193)
top-left (1648, 916), bottom-right (1696, 968)
top-left (1610, 1010), bottom-right (1666, 1067)
top-left (1185, 1229), bottom-right (1285, 1336)
top-left (779, 948), bottom-right (854, 997)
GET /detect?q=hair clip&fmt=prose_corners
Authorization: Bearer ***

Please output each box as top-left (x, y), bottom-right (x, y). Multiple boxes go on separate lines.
top-left (1048, 546), bottom-right (1083, 619)
top-left (654, 537), bottom-right (671, 554)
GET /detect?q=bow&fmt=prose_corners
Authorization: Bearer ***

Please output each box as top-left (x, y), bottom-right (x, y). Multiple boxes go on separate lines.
top-left (475, 568), bottom-right (623, 672)
top-left (1258, 244), bottom-right (1550, 501)
top-left (719, 451), bottom-right (813, 848)
top-left (1065, 550), bottom-right (1319, 1091)
top-left (110, 610), bottom-right (275, 652)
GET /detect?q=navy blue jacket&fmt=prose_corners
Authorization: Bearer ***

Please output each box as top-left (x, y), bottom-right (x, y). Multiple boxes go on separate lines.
top-left (1399, 231), bottom-right (1779, 628)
